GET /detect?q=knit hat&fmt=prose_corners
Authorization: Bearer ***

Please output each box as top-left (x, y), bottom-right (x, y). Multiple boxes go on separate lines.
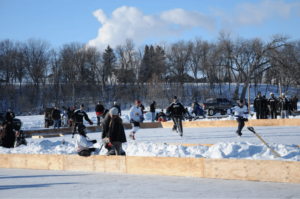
top-left (270, 92), bottom-right (273, 96)
top-left (109, 107), bottom-right (119, 116)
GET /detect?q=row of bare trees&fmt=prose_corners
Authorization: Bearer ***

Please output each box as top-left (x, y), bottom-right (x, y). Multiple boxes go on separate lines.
top-left (0, 33), bottom-right (299, 114)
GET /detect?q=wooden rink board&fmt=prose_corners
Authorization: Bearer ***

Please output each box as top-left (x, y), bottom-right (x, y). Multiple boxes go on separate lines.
top-left (161, 118), bottom-right (300, 128)
top-left (0, 154), bottom-right (299, 184)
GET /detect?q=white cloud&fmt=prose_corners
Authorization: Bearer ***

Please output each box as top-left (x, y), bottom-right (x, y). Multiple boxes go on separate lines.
top-left (88, 6), bottom-right (217, 50)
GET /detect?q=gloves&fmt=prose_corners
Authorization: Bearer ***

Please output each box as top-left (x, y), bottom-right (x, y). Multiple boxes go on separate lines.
top-left (243, 118), bottom-right (248, 122)
top-left (89, 121), bottom-right (93, 125)
top-left (106, 138), bottom-right (113, 147)
top-left (90, 140), bottom-right (97, 144)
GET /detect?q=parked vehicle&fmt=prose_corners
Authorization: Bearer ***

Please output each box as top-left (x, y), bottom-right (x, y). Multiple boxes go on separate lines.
top-left (0, 111), bottom-right (22, 131)
top-left (200, 98), bottom-right (235, 116)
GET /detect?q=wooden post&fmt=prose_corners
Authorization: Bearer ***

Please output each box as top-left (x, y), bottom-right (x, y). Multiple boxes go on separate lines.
top-left (279, 83), bottom-right (282, 97)
top-left (248, 86), bottom-right (251, 114)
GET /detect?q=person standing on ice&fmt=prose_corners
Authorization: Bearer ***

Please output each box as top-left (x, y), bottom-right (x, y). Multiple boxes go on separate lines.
top-left (95, 101), bottom-right (105, 126)
top-left (268, 93), bottom-right (278, 119)
top-left (150, 101), bottom-right (156, 122)
top-left (75, 124), bottom-right (97, 156)
top-left (129, 100), bottom-right (143, 140)
top-left (234, 99), bottom-right (249, 137)
top-left (168, 96), bottom-right (186, 137)
top-left (51, 106), bottom-right (61, 129)
top-left (279, 93), bottom-right (289, 119)
top-left (253, 92), bottom-right (263, 119)
top-left (71, 104), bottom-right (93, 138)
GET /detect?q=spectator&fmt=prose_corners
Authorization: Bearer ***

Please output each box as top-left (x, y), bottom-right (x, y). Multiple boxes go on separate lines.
top-left (192, 103), bottom-right (206, 119)
top-left (5, 108), bottom-right (15, 131)
top-left (279, 93), bottom-right (289, 119)
top-left (150, 101), bottom-right (156, 122)
top-left (156, 109), bottom-right (167, 122)
top-left (254, 92), bottom-right (264, 119)
top-left (51, 106), bottom-right (61, 129)
top-left (268, 93), bottom-right (278, 119)
top-left (140, 103), bottom-right (145, 123)
top-left (262, 95), bottom-right (268, 119)
top-left (168, 96), bottom-right (186, 137)
top-left (293, 96), bottom-right (298, 111)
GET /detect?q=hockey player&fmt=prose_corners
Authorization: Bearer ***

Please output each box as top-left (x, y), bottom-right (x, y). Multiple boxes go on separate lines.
top-left (129, 100), bottom-right (143, 140)
top-left (234, 99), bottom-right (249, 137)
top-left (71, 104), bottom-right (93, 138)
top-left (95, 101), bottom-right (105, 126)
top-left (168, 96), bottom-right (186, 137)
top-left (268, 93), bottom-right (278, 119)
top-left (75, 124), bottom-right (97, 157)
top-left (254, 92), bottom-right (264, 119)
top-left (279, 93), bottom-right (289, 119)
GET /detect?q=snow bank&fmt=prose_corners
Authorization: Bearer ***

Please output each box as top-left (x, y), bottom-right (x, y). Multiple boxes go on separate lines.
top-left (1, 141), bottom-right (299, 161)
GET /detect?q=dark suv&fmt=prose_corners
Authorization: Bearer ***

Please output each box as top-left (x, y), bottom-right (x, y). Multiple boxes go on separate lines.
top-left (201, 98), bottom-right (235, 116)
top-left (0, 112), bottom-right (22, 131)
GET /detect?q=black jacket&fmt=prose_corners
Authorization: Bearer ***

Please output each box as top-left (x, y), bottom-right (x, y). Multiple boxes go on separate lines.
top-left (155, 112), bottom-right (166, 121)
top-left (262, 97), bottom-right (268, 110)
top-left (268, 97), bottom-right (278, 110)
top-left (0, 123), bottom-right (15, 148)
top-left (71, 110), bottom-right (90, 123)
top-left (279, 98), bottom-right (289, 110)
top-left (5, 112), bottom-right (15, 123)
top-left (113, 105), bottom-right (121, 116)
top-left (95, 104), bottom-right (105, 112)
top-left (107, 117), bottom-right (126, 143)
top-left (140, 104), bottom-right (145, 115)
top-left (150, 103), bottom-right (155, 112)
top-left (253, 97), bottom-right (263, 110)
top-left (101, 111), bottom-right (111, 139)
top-left (168, 101), bottom-right (186, 117)
top-left (51, 109), bottom-right (61, 120)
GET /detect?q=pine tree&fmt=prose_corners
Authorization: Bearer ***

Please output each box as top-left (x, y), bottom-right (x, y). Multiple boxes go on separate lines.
top-left (102, 45), bottom-right (117, 88)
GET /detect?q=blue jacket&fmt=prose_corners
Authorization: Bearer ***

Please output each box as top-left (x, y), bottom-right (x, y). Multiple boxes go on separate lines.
top-left (193, 105), bottom-right (204, 115)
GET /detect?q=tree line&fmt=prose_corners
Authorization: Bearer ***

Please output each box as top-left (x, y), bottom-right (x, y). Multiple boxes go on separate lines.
top-left (0, 32), bottom-right (299, 114)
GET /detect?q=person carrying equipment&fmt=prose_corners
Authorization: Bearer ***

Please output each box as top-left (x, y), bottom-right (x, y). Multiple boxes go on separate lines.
top-left (71, 104), bottom-right (93, 138)
top-left (75, 124), bottom-right (97, 156)
top-left (129, 100), bottom-right (143, 140)
top-left (253, 92), bottom-right (263, 119)
top-left (234, 99), bottom-right (249, 137)
top-left (168, 96), bottom-right (186, 137)
top-left (95, 101), bottom-right (105, 126)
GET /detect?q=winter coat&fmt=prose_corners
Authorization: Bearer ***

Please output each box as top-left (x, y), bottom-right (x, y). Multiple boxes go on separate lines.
top-left (71, 110), bottom-right (90, 123)
top-left (129, 106), bottom-right (143, 122)
top-left (193, 104), bottom-right (205, 116)
top-left (95, 104), bottom-right (105, 115)
top-left (234, 105), bottom-right (249, 119)
top-left (140, 104), bottom-right (145, 115)
top-left (107, 117), bottom-right (126, 143)
top-left (168, 101), bottom-right (186, 117)
top-left (262, 97), bottom-right (268, 110)
top-left (268, 97), bottom-right (278, 110)
top-left (253, 97), bottom-right (264, 111)
top-left (0, 124), bottom-right (15, 148)
top-left (150, 103), bottom-right (156, 112)
top-left (279, 98), bottom-right (289, 110)
top-left (51, 109), bottom-right (61, 120)
top-left (155, 112), bottom-right (166, 120)
top-left (5, 112), bottom-right (15, 123)
top-left (101, 111), bottom-right (111, 139)
top-left (113, 104), bottom-right (121, 116)
top-left (75, 135), bottom-right (94, 152)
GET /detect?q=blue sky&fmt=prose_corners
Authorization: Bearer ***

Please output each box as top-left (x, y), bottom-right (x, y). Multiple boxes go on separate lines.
top-left (0, 0), bottom-right (299, 49)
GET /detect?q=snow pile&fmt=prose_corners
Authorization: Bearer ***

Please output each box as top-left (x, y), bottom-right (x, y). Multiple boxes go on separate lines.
top-left (1, 140), bottom-right (299, 161)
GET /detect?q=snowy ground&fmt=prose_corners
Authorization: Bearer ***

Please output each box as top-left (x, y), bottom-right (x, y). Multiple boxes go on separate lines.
top-left (1, 125), bottom-right (300, 161)
top-left (0, 168), bottom-right (299, 199)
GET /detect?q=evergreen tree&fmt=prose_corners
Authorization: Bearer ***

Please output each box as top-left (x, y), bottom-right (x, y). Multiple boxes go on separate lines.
top-left (102, 45), bottom-right (116, 87)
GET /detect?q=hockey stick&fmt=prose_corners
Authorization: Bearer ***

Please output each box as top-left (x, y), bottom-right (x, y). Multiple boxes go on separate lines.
top-left (247, 127), bottom-right (280, 158)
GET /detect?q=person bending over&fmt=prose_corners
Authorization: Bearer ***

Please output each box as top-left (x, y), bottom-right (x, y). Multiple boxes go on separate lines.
top-left (75, 124), bottom-right (97, 156)
top-left (234, 99), bottom-right (249, 137)
top-left (71, 104), bottom-right (93, 138)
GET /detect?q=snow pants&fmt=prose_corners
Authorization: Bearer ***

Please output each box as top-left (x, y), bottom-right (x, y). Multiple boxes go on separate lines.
top-left (151, 112), bottom-right (155, 122)
top-left (236, 118), bottom-right (245, 135)
top-left (281, 110), bottom-right (289, 119)
top-left (173, 116), bottom-right (183, 135)
top-left (270, 110), bottom-right (277, 119)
